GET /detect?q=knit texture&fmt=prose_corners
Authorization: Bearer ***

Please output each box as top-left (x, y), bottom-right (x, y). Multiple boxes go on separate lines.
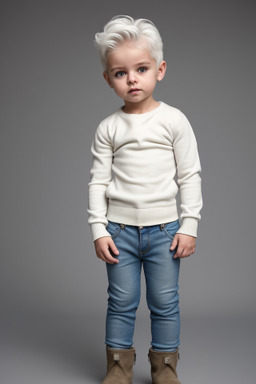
top-left (88, 102), bottom-right (202, 241)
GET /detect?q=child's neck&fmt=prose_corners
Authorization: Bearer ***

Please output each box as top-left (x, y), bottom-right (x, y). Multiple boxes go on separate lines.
top-left (122, 98), bottom-right (160, 114)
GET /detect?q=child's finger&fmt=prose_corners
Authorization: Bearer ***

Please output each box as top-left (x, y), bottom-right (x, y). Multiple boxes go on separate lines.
top-left (170, 235), bottom-right (178, 251)
top-left (104, 251), bottom-right (119, 264)
top-left (109, 238), bottom-right (119, 256)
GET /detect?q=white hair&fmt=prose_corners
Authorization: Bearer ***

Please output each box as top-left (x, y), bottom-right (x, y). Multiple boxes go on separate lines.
top-left (94, 15), bottom-right (164, 70)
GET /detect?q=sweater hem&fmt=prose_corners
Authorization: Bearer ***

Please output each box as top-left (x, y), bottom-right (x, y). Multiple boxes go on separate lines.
top-left (107, 202), bottom-right (179, 226)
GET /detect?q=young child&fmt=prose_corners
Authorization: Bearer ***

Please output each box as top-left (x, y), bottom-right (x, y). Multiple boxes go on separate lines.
top-left (88, 15), bottom-right (203, 384)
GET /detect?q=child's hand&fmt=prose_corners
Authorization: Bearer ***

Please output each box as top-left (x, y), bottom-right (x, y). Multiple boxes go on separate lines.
top-left (170, 233), bottom-right (196, 258)
top-left (94, 236), bottom-right (119, 264)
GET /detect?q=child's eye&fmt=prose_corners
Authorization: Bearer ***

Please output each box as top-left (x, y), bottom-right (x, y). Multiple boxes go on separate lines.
top-left (115, 71), bottom-right (126, 78)
top-left (138, 67), bottom-right (147, 73)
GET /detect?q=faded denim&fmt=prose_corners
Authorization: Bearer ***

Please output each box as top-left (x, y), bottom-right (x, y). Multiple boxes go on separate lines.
top-left (105, 220), bottom-right (180, 351)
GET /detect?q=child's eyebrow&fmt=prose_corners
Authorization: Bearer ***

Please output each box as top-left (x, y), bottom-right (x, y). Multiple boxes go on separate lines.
top-left (110, 66), bottom-right (124, 73)
top-left (136, 61), bottom-right (151, 66)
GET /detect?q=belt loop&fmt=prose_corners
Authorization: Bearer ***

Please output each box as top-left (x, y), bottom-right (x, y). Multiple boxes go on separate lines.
top-left (160, 224), bottom-right (165, 231)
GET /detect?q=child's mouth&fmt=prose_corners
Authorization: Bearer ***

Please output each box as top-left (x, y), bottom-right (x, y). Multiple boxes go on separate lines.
top-left (128, 88), bottom-right (141, 94)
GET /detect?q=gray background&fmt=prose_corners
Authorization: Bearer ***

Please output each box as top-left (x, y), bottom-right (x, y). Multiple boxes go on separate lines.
top-left (1, 0), bottom-right (255, 383)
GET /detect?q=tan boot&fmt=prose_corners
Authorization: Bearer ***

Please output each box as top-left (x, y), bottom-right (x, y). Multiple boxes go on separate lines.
top-left (102, 347), bottom-right (136, 384)
top-left (148, 348), bottom-right (181, 384)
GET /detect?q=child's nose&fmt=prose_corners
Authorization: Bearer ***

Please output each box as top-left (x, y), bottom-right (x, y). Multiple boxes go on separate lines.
top-left (127, 71), bottom-right (137, 84)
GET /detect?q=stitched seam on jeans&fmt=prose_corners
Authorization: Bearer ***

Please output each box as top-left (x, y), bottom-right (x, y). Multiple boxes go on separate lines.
top-left (111, 228), bottom-right (121, 240)
top-left (163, 228), bottom-right (174, 241)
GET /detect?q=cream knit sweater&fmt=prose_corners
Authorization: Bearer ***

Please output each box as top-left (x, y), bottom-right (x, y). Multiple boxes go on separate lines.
top-left (88, 102), bottom-right (202, 241)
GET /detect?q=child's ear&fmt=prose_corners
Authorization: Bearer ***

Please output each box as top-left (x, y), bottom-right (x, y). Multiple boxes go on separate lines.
top-left (103, 72), bottom-right (113, 88)
top-left (157, 61), bottom-right (167, 82)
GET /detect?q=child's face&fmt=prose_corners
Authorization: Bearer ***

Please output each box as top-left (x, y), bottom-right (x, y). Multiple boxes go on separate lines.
top-left (103, 40), bottom-right (166, 110)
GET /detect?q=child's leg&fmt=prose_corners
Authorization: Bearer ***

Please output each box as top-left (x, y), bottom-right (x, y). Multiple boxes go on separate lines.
top-left (105, 221), bottom-right (142, 349)
top-left (143, 221), bottom-right (181, 351)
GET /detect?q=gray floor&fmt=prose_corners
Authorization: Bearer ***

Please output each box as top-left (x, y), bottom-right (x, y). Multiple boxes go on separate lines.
top-left (0, 313), bottom-right (255, 384)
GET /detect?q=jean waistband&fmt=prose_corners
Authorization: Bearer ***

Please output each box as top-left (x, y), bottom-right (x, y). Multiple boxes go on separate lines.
top-left (119, 223), bottom-right (168, 231)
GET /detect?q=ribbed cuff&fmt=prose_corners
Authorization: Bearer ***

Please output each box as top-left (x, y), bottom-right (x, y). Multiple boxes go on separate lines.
top-left (177, 217), bottom-right (198, 238)
top-left (91, 223), bottom-right (110, 242)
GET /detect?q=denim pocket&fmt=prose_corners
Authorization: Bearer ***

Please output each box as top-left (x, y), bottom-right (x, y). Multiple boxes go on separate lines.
top-left (106, 221), bottom-right (122, 240)
top-left (163, 220), bottom-right (180, 241)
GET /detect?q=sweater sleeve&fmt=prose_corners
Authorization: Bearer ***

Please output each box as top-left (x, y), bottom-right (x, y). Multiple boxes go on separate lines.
top-left (88, 123), bottom-right (113, 241)
top-left (172, 111), bottom-right (203, 237)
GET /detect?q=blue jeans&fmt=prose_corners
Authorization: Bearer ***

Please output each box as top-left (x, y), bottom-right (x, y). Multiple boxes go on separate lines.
top-left (105, 220), bottom-right (180, 351)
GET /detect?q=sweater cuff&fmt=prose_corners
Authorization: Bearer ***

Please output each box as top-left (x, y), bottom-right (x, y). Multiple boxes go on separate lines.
top-left (91, 223), bottom-right (111, 242)
top-left (177, 218), bottom-right (199, 238)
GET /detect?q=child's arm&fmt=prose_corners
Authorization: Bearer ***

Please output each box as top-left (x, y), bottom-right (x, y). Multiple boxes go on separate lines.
top-left (94, 236), bottom-right (119, 264)
top-left (88, 122), bottom-right (121, 263)
top-left (172, 110), bottom-right (203, 252)
top-left (88, 122), bottom-right (113, 241)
